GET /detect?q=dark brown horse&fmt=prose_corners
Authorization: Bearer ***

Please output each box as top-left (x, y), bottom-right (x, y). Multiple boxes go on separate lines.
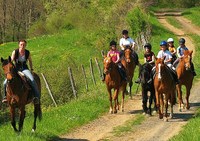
top-left (121, 48), bottom-right (136, 99)
top-left (1, 56), bottom-right (42, 132)
top-left (176, 50), bottom-right (194, 111)
top-left (154, 58), bottom-right (176, 121)
top-left (140, 63), bottom-right (156, 115)
top-left (103, 56), bottom-right (127, 113)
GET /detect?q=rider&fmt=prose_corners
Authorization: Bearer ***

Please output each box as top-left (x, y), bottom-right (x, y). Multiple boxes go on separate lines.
top-left (148, 41), bottom-right (179, 84)
top-left (2, 39), bottom-right (40, 104)
top-left (174, 38), bottom-right (196, 76)
top-left (119, 30), bottom-right (139, 65)
top-left (102, 40), bottom-right (127, 81)
top-left (135, 43), bottom-right (155, 83)
top-left (167, 38), bottom-right (177, 63)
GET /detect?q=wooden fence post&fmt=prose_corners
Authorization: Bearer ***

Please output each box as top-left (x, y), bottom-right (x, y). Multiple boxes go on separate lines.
top-left (94, 57), bottom-right (102, 77)
top-left (41, 73), bottom-right (57, 107)
top-left (68, 67), bottom-right (77, 98)
top-left (90, 58), bottom-right (96, 85)
top-left (81, 64), bottom-right (88, 91)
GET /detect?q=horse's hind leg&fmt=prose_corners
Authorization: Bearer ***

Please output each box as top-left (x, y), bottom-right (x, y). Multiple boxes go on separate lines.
top-left (148, 91), bottom-right (154, 115)
top-left (142, 90), bottom-right (148, 114)
top-left (19, 106), bottom-right (26, 132)
top-left (113, 89), bottom-right (119, 114)
top-left (32, 103), bottom-right (41, 132)
top-left (10, 107), bottom-right (18, 132)
top-left (177, 85), bottom-right (184, 112)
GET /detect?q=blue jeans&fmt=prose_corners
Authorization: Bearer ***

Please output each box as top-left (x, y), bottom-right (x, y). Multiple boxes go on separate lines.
top-left (3, 69), bottom-right (40, 99)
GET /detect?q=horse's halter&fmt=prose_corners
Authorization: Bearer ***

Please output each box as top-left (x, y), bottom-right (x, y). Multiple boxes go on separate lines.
top-left (103, 57), bottom-right (113, 74)
top-left (182, 55), bottom-right (192, 70)
top-left (2, 62), bottom-right (16, 82)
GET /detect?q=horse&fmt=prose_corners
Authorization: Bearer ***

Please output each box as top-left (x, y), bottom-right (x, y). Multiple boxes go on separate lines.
top-left (1, 56), bottom-right (42, 132)
top-left (176, 50), bottom-right (194, 111)
top-left (154, 58), bottom-right (176, 121)
top-left (103, 56), bottom-right (127, 113)
top-left (121, 48), bottom-right (136, 99)
top-left (139, 63), bottom-right (156, 115)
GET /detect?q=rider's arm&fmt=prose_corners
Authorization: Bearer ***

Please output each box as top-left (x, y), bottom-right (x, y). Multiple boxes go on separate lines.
top-left (148, 55), bottom-right (155, 64)
top-left (119, 38), bottom-right (125, 50)
top-left (172, 48), bottom-right (176, 55)
top-left (11, 50), bottom-right (15, 61)
top-left (177, 47), bottom-right (182, 58)
top-left (27, 53), bottom-right (33, 71)
top-left (115, 53), bottom-right (120, 63)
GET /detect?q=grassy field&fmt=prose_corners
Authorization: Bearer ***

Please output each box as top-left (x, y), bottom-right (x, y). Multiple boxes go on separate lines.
top-left (182, 7), bottom-right (200, 27)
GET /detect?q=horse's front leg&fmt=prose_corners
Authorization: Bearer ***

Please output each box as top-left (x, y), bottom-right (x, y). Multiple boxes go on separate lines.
top-left (186, 86), bottom-right (192, 110)
top-left (177, 84), bottom-right (185, 111)
top-left (129, 80), bottom-right (133, 99)
top-left (10, 106), bottom-right (18, 132)
top-left (121, 86), bottom-right (126, 112)
top-left (142, 89), bottom-right (148, 114)
top-left (148, 91), bottom-right (154, 115)
top-left (164, 94), bottom-right (169, 122)
top-left (107, 88), bottom-right (113, 114)
top-left (19, 106), bottom-right (26, 132)
top-left (113, 89), bottom-right (119, 114)
top-left (159, 94), bottom-right (164, 119)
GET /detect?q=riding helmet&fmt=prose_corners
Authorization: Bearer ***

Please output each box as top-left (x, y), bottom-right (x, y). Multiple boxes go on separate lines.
top-left (160, 41), bottom-right (168, 46)
top-left (110, 40), bottom-right (117, 46)
top-left (167, 38), bottom-right (174, 43)
top-left (122, 30), bottom-right (128, 35)
top-left (179, 38), bottom-right (185, 44)
top-left (144, 43), bottom-right (152, 50)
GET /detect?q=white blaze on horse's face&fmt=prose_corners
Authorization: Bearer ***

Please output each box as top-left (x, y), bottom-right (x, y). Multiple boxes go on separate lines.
top-left (158, 63), bottom-right (162, 80)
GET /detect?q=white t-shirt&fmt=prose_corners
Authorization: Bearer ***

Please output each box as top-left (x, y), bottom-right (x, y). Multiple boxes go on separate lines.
top-left (119, 37), bottom-right (135, 50)
top-left (157, 50), bottom-right (172, 65)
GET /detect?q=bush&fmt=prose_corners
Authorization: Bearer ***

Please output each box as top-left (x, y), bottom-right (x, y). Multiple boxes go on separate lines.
top-left (127, 7), bottom-right (150, 38)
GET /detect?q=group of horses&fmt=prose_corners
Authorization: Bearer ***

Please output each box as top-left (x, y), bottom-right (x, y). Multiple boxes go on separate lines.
top-left (103, 48), bottom-right (194, 122)
top-left (1, 56), bottom-right (42, 132)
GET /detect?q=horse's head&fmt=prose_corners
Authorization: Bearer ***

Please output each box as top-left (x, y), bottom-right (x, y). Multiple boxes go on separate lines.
top-left (1, 56), bottom-right (16, 82)
top-left (140, 63), bottom-right (152, 84)
top-left (103, 57), bottom-right (113, 74)
top-left (124, 48), bottom-right (132, 63)
top-left (182, 50), bottom-right (193, 70)
top-left (155, 57), bottom-right (165, 81)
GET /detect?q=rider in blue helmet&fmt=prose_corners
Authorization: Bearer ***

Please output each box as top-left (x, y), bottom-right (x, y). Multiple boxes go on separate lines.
top-left (147, 41), bottom-right (179, 84)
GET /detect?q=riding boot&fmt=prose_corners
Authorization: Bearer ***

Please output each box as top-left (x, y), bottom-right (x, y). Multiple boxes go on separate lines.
top-left (135, 65), bottom-right (142, 84)
top-left (191, 63), bottom-right (196, 76)
top-left (170, 69), bottom-right (179, 84)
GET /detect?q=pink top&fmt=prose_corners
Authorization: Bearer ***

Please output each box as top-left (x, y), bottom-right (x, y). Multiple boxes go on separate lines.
top-left (107, 50), bottom-right (120, 63)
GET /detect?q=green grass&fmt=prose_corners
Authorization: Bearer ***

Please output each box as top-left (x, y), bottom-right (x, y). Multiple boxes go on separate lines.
top-left (0, 88), bottom-right (109, 141)
top-left (112, 114), bottom-right (145, 137)
top-left (183, 7), bottom-right (200, 27)
top-left (166, 16), bottom-right (182, 29)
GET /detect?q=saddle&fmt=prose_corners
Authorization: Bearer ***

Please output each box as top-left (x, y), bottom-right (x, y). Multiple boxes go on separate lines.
top-left (18, 71), bottom-right (31, 90)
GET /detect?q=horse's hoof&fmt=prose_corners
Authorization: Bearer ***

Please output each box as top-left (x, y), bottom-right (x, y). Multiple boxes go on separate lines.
top-left (152, 110), bottom-right (157, 115)
top-left (32, 129), bottom-right (35, 132)
top-left (164, 117), bottom-right (168, 122)
top-left (109, 110), bottom-right (113, 114)
top-left (114, 110), bottom-right (117, 114)
top-left (179, 108), bottom-right (182, 112)
top-left (186, 106), bottom-right (190, 110)
top-left (159, 115), bottom-right (163, 119)
top-left (121, 109), bottom-right (124, 112)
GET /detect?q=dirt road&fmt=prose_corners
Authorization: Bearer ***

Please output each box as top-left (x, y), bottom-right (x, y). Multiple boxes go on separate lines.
top-left (59, 12), bottom-right (200, 141)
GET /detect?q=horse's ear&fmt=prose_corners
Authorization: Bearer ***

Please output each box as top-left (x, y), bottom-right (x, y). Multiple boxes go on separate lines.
top-left (1, 57), bottom-right (4, 63)
top-left (8, 56), bottom-right (11, 62)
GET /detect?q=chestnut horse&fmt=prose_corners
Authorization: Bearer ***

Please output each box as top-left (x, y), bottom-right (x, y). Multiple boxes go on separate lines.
top-left (140, 63), bottom-right (156, 115)
top-left (176, 50), bottom-right (194, 111)
top-left (1, 56), bottom-right (42, 132)
top-left (121, 48), bottom-right (136, 99)
top-left (154, 58), bottom-right (176, 121)
top-left (103, 56), bottom-right (127, 113)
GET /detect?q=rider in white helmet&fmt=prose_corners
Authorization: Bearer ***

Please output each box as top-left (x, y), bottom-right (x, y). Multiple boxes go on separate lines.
top-left (167, 38), bottom-right (177, 63)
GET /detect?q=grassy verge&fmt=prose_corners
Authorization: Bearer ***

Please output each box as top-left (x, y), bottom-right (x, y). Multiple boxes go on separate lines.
top-left (112, 114), bottom-right (145, 136)
top-left (182, 7), bottom-right (200, 27)
top-left (166, 16), bottom-right (182, 29)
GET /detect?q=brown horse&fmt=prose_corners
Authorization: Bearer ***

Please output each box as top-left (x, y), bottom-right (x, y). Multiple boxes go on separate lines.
top-left (121, 48), bottom-right (136, 99)
top-left (103, 56), bottom-right (127, 113)
top-left (154, 58), bottom-right (176, 121)
top-left (1, 56), bottom-right (42, 132)
top-left (176, 50), bottom-right (194, 111)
